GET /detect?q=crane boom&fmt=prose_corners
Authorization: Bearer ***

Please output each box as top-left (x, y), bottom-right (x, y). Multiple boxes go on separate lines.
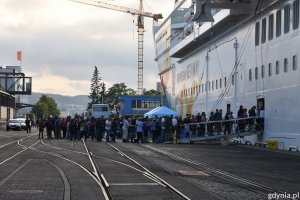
top-left (70, 0), bottom-right (163, 94)
top-left (70, 0), bottom-right (162, 21)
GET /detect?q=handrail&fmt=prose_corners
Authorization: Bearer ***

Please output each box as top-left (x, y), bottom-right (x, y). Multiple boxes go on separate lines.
top-left (176, 116), bottom-right (264, 140)
top-left (179, 116), bottom-right (260, 126)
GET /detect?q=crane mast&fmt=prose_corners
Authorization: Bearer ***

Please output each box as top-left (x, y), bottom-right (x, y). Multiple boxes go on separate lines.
top-left (70, 0), bottom-right (163, 94)
top-left (137, 0), bottom-right (144, 95)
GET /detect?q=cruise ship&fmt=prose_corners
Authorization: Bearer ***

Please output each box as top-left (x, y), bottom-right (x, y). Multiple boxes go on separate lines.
top-left (153, 0), bottom-right (300, 150)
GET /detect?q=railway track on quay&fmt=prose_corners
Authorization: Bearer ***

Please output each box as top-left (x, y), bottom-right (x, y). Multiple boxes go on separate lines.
top-left (41, 139), bottom-right (193, 199)
top-left (0, 131), bottom-right (298, 200)
top-left (139, 144), bottom-right (279, 193)
top-left (0, 132), bottom-right (193, 200)
top-left (106, 141), bottom-right (299, 200)
top-left (0, 132), bottom-right (108, 200)
top-left (41, 138), bottom-right (204, 199)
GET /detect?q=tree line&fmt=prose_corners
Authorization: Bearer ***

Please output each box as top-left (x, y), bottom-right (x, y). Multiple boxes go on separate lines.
top-left (31, 66), bottom-right (160, 119)
top-left (87, 66), bottom-right (160, 110)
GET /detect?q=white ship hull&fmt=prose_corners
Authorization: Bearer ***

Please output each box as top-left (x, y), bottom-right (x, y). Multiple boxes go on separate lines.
top-left (153, 0), bottom-right (300, 149)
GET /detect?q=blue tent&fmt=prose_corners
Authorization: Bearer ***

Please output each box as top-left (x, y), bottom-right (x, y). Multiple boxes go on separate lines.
top-left (144, 106), bottom-right (179, 118)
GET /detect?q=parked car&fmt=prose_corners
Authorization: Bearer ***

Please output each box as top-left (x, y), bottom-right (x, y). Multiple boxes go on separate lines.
top-left (15, 118), bottom-right (27, 130)
top-left (6, 119), bottom-right (22, 131)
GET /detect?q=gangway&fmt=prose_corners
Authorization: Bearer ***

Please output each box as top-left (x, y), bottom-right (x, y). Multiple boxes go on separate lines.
top-left (177, 117), bottom-right (264, 144)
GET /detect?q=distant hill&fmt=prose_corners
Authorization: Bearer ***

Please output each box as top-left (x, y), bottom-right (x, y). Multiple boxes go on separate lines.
top-left (21, 92), bottom-right (89, 116)
top-left (30, 92), bottom-right (89, 106)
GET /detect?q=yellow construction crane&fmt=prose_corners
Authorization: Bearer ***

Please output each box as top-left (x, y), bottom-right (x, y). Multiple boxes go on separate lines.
top-left (70, 0), bottom-right (163, 94)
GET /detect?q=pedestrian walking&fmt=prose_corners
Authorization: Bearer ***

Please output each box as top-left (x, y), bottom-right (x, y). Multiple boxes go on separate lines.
top-left (87, 118), bottom-right (95, 141)
top-left (136, 118), bottom-right (143, 143)
top-left (224, 111), bottom-right (233, 135)
top-left (160, 117), bottom-right (166, 143)
top-left (143, 119), bottom-right (149, 143)
top-left (69, 119), bottom-right (77, 145)
top-left (105, 118), bottom-right (112, 142)
top-left (38, 119), bottom-right (45, 139)
top-left (25, 118), bottom-right (31, 133)
top-left (122, 117), bottom-right (129, 142)
top-left (61, 117), bottom-right (67, 139)
top-left (111, 118), bottom-right (118, 142)
top-left (45, 118), bottom-right (53, 139)
top-left (150, 119), bottom-right (157, 143)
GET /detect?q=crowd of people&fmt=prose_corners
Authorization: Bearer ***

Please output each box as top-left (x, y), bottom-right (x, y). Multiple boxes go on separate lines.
top-left (35, 115), bottom-right (179, 143)
top-left (33, 105), bottom-right (263, 143)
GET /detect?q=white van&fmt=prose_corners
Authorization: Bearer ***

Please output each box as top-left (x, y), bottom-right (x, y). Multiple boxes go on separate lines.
top-left (91, 104), bottom-right (110, 118)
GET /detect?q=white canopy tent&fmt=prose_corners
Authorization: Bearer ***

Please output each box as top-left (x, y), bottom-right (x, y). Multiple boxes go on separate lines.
top-left (144, 106), bottom-right (179, 118)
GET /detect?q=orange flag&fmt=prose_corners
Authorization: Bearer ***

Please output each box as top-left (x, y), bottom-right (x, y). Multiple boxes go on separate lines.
top-left (17, 51), bottom-right (22, 61)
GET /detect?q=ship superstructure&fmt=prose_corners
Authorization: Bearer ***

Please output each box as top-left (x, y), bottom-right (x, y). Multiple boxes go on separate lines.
top-left (153, 0), bottom-right (300, 149)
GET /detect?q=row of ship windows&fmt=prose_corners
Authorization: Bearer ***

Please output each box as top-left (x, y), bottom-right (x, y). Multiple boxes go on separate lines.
top-left (255, 0), bottom-right (300, 46)
top-left (180, 55), bottom-right (297, 98)
top-left (249, 55), bottom-right (297, 81)
top-left (180, 77), bottom-right (230, 97)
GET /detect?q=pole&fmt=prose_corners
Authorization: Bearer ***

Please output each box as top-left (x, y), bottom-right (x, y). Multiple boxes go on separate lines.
top-left (160, 77), bottom-right (163, 106)
top-left (234, 39), bottom-right (238, 114)
top-left (205, 52), bottom-right (209, 134)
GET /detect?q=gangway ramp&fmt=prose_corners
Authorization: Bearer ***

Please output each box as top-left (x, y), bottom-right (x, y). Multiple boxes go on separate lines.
top-left (177, 117), bottom-right (263, 144)
top-left (177, 131), bottom-right (258, 144)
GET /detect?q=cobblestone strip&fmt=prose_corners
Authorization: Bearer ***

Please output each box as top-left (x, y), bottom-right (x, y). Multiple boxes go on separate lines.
top-left (0, 159), bottom-right (31, 186)
top-left (46, 159), bottom-right (71, 200)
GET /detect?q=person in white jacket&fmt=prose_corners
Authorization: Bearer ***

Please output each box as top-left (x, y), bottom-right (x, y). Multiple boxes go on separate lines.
top-left (122, 117), bottom-right (129, 142)
top-left (105, 118), bottom-right (112, 142)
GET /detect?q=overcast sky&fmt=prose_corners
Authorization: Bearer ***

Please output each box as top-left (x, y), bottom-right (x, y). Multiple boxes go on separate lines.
top-left (0, 0), bottom-right (174, 96)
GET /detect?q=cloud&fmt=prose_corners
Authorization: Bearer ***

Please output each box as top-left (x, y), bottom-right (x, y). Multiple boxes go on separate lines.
top-left (0, 0), bottom-right (174, 95)
top-left (27, 68), bottom-right (90, 96)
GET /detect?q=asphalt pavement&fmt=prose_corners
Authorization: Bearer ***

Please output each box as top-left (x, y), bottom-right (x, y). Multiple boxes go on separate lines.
top-left (0, 129), bottom-right (299, 200)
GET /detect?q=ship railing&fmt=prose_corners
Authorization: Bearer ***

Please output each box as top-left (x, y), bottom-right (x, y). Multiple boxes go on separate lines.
top-left (177, 116), bottom-right (264, 141)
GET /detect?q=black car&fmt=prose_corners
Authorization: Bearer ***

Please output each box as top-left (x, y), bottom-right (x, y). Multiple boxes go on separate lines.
top-left (6, 119), bottom-right (22, 131)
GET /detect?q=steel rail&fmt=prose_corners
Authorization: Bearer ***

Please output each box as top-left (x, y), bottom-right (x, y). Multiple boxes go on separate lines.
top-left (142, 145), bottom-right (286, 194)
top-left (0, 134), bottom-right (39, 166)
top-left (0, 146), bottom-right (28, 166)
top-left (0, 133), bottom-right (37, 149)
top-left (40, 139), bottom-right (165, 188)
top-left (82, 139), bottom-right (112, 200)
top-left (33, 137), bottom-right (298, 200)
top-left (41, 139), bottom-right (147, 173)
top-left (41, 139), bottom-right (87, 155)
top-left (36, 139), bottom-right (111, 200)
top-left (106, 142), bottom-right (191, 200)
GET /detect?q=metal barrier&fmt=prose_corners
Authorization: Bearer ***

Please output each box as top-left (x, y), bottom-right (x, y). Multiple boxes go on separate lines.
top-left (177, 117), bottom-right (264, 143)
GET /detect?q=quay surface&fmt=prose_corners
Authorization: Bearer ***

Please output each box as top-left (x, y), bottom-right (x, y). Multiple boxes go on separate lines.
top-left (0, 129), bottom-right (299, 200)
